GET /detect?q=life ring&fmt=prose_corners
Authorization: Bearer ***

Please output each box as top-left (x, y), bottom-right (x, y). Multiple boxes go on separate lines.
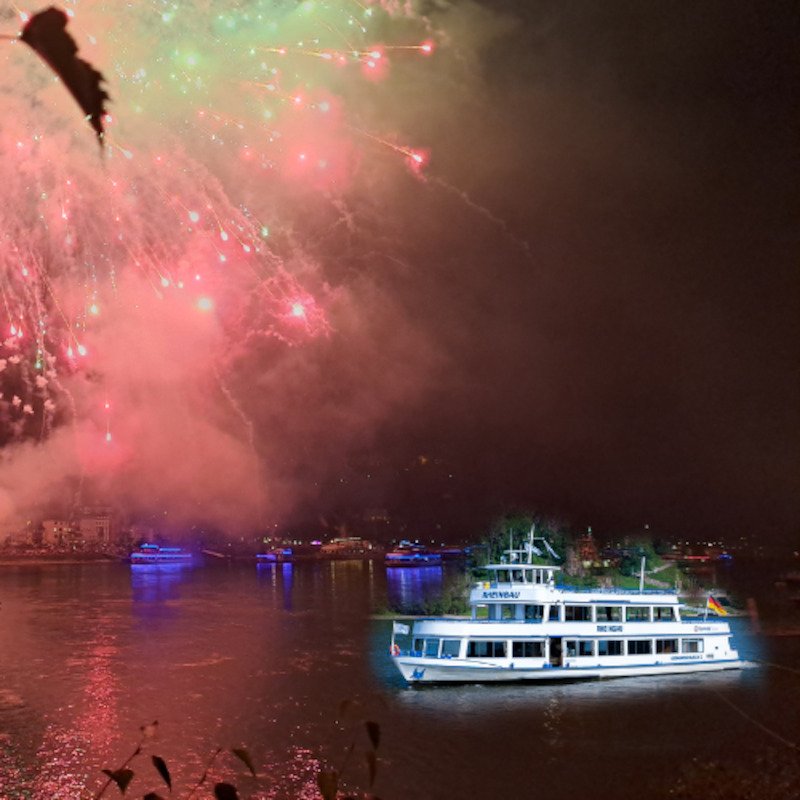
top-left (390, 643), bottom-right (401, 657)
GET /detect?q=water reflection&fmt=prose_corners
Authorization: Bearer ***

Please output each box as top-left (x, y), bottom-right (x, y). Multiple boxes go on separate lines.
top-left (256, 560), bottom-right (295, 610)
top-left (282, 562), bottom-right (294, 610)
top-left (391, 664), bottom-right (761, 713)
top-left (0, 562), bottom-right (791, 800)
top-left (130, 563), bottom-right (196, 628)
top-left (386, 566), bottom-right (443, 611)
top-left (31, 625), bottom-right (122, 798)
top-left (130, 563), bottom-right (193, 604)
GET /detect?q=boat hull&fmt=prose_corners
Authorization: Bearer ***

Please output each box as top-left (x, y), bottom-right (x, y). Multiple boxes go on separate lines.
top-left (392, 655), bottom-right (745, 683)
top-left (385, 555), bottom-right (443, 567)
top-left (130, 554), bottom-right (192, 564)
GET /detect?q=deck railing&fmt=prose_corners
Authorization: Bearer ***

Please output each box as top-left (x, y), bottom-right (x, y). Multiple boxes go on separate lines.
top-left (475, 582), bottom-right (674, 595)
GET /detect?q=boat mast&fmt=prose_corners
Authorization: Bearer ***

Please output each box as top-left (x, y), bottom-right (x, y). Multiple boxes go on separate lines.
top-left (638, 554), bottom-right (646, 593)
top-left (528, 524), bottom-right (535, 565)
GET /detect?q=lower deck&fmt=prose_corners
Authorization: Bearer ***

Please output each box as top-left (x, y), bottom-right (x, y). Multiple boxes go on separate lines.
top-left (393, 655), bottom-right (743, 683)
top-left (391, 628), bottom-right (741, 683)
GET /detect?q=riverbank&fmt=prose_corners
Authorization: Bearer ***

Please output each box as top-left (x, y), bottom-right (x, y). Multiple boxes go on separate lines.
top-left (0, 552), bottom-right (120, 566)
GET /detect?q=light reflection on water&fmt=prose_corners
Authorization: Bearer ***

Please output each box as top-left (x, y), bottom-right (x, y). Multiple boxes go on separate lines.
top-left (390, 659), bottom-right (761, 712)
top-left (385, 565), bottom-right (443, 610)
top-left (0, 561), bottom-right (796, 800)
top-left (130, 562), bottom-right (195, 601)
top-left (0, 561), bottom-right (383, 799)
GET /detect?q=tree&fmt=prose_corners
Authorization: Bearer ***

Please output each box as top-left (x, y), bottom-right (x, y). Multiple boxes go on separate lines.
top-left (478, 512), bottom-right (570, 566)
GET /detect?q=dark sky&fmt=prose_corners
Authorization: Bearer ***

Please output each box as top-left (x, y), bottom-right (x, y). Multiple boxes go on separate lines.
top-left (2, 2), bottom-right (796, 545)
top-left (296, 0), bottom-right (799, 543)
top-left (6, 0), bottom-right (800, 547)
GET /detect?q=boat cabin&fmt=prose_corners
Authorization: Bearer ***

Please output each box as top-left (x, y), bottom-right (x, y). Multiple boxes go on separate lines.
top-left (484, 564), bottom-right (558, 585)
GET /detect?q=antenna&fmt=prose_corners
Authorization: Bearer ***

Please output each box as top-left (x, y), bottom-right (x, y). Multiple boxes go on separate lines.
top-left (639, 554), bottom-right (646, 593)
top-left (528, 524), bottom-right (535, 564)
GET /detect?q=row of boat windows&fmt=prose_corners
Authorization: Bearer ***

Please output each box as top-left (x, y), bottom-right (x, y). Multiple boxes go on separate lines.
top-left (488, 569), bottom-right (553, 584)
top-left (474, 604), bottom-right (677, 622)
top-left (412, 637), bottom-right (707, 659)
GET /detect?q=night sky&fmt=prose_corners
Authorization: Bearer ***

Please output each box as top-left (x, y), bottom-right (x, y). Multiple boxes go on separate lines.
top-left (0, 1), bottom-right (796, 545)
top-left (308, 0), bottom-right (800, 543)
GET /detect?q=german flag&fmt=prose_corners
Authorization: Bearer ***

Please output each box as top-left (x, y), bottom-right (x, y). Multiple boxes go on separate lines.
top-left (707, 595), bottom-right (728, 616)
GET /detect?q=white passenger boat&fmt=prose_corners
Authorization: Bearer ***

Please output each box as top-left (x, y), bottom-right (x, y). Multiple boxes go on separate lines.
top-left (390, 535), bottom-right (743, 684)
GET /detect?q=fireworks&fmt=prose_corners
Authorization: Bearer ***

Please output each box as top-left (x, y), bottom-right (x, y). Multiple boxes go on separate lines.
top-left (0, 1), bottom-right (436, 526)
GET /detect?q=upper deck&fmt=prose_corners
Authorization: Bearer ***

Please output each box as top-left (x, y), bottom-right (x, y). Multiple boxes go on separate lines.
top-left (471, 572), bottom-right (677, 605)
top-left (471, 539), bottom-right (678, 608)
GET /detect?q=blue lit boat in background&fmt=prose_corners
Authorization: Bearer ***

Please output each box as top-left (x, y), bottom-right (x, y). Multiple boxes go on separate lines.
top-left (256, 548), bottom-right (293, 563)
top-left (385, 542), bottom-right (443, 567)
top-left (256, 543), bottom-right (321, 563)
top-left (130, 543), bottom-right (193, 564)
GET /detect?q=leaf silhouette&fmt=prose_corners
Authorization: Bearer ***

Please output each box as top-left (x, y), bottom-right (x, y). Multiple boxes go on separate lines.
top-left (213, 783), bottom-right (240, 800)
top-left (365, 721), bottom-right (381, 750)
top-left (140, 721), bottom-right (159, 740)
top-left (19, 6), bottom-right (110, 146)
top-left (101, 767), bottom-right (134, 794)
top-left (366, 749), bottom-right (377, 787)
top-left (317, 768), bottom-right (339, 800)
top-left (231, 747), bottom-right (257, 777)
top-left (151, 755), bottom-right (171, 790)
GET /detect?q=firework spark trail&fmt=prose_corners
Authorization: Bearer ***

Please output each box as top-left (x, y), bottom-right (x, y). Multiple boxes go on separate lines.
top-left (429, 176), bottom-right (533, 259)
top-left (0, 0), bottom-right (438, 529)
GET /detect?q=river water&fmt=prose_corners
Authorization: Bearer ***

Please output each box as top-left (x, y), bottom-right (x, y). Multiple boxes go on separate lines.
top-left (0, 559), bottom-right (798, 799)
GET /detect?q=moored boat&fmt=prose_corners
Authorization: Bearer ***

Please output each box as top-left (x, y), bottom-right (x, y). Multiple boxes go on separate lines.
top-left (390, 533), bottom-right (743, 684)
top-left (256, 543), bottom-right (320, 563)
top-left (130, 543), bottom-right (193, 564)
top-left (385, 541), bottom-right (443, 567)
top-left (320, 537), bottom-right (376, 559)
top-left (434, 545), bottom-right (467, 561)
top-left (256, 547), bottom-right (293, 563)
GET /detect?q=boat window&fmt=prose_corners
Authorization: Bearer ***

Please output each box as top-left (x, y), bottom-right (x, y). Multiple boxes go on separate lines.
top-left (597, 639), bottom-right (623, 656)
top-left (501, 604), bottom-right (516, 620)
top-left (565, 639), bottom-right (593, 657)
top-left (467, 640), bottom-right (507, 658)
top-left (596, 606), bottom-right (622, 622)
top-left (548, 605), bottom-right (561, 621)
top-left (496, 570), bottom-right (510, 583)
top-left (524, 604), bottom-right (544, 621)
top-left (656, 638), bottom-right (678, 654)
top-left (627, 640), bottom-right (652, 655)
top-left (414, 638), bottom-right (424, 653)
top-left (682, 638), bottom-right (703, 653)
top-left (512, 641), bottom-right (544, 658)
top-left (474, 604), bottom-right (489, 620)
top-left (565, 605), bottom-right (592, 622)
top-left (441, 639), bottom-right (461, 658)
top-left (653, 606), bottom-right (675, 621)
top-left (424, 639), bottom-right (440, 657)
top-left (510, 569), bottom-right (525, 583)
top-left (625, 606), bottom-right (650, 622)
